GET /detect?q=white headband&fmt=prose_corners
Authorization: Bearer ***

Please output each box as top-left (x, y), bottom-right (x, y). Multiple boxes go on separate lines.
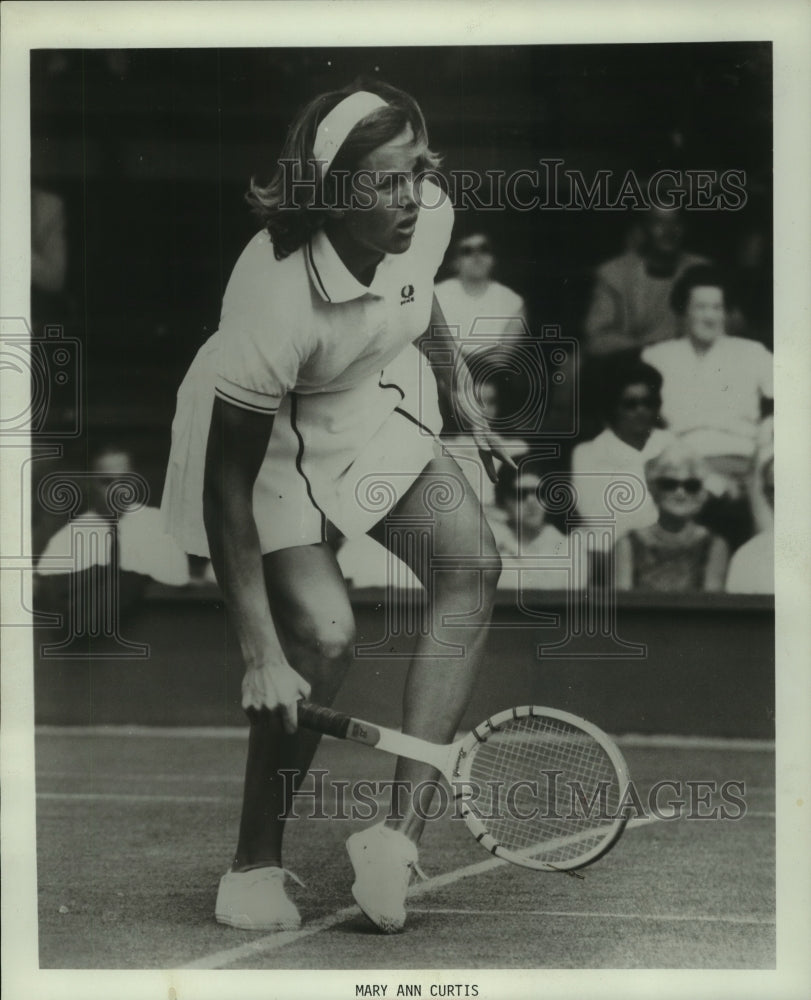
top-left (312, 91), bottom-right (389, 174)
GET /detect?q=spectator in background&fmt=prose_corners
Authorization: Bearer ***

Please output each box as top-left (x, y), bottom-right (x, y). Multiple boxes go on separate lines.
top-left (584, 207), bottom-right (708, 356)
top-left (32, 188), bottom-right (67, 297)
top-left (435, 231), bottom-right (526, 356)
top-left (615, 442), bottom-right (729, 593)
top-left (488, 460), bottom-right (568, 591)
top-left (726, 454), bottom-right (774, 595)
top-left (642, 265), bottom-right (773, 550)
top-left (31, 186), bottom-right (68, 331)
top-left (571, 355), bottom-right (675, 541)
top-left (36, 445), bottom-right (190, 610)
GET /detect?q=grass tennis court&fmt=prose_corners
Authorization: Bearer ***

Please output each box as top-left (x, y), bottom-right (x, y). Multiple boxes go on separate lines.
top-left (35, 727), bottom-right (775, 970)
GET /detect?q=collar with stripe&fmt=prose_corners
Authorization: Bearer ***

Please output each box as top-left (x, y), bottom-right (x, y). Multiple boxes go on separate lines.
top-left (306, 227), bottom-right (395, 304)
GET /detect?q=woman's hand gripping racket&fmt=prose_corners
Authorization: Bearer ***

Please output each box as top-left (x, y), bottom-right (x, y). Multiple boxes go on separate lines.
top-left (298, 702), bottom-right (630, 874)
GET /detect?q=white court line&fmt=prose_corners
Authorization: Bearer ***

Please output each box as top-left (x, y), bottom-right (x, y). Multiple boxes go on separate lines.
top-left (34, 792), bottom-right (777, 821)
top-left (618, 734), bottom-right (774, 752)
top-left (408, 907), bottom-right (775, 926)
top-left (37, 772), bottom-right (243, 783)
top-left (182, 901), bottom-right (366, 969)
top-left (36, 726), bottom-right (249, 739)
top-left (182, 856), bottom-right (519, 970)
top-left (37, 792), bottom-right (226, 804)
top-left (35, 726), bottom-right (775, 752)
top-left (181, 815), bottom-right (662, 970)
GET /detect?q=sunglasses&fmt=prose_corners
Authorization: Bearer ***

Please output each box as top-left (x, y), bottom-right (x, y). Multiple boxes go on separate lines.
top-left (655, 477), bottom-right (704, 495)
top-left (458, 243), bottom-right (492, 256)
top-left (619, 397), bottom-right (657, 411)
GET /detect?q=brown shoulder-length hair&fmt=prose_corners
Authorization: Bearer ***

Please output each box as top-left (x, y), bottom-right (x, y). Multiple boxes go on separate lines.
top-left (246, 79), bottom-right (442, 260)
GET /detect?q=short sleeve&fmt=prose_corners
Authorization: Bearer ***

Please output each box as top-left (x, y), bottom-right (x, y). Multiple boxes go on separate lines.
top-left (213, 236), bottom-right (310, 414)
top-left (506, 287), bottom-right (525, 315)
top-left (492, 283), bottom-right (525, 320)
top-left (640, 342), bottom-right (658, 368)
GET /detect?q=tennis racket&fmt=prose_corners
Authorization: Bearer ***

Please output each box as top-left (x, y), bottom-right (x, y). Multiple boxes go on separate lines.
top-left (297, 701), bottom-right (630, 874)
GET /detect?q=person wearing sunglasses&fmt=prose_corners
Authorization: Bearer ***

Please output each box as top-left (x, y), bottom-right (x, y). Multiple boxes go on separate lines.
top-left (435, 232), bottom-right (528, 495)
top-left (571, 356), bottom-right (676, 542)
top-left (487, 459), bottom-right (568, 591)
top-left (615, 442), bottom-right (729, 593)
top-left (434, 231), bottom-right (526, 356)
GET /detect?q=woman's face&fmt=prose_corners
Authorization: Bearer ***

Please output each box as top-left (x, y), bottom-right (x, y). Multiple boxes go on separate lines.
top-left (611, 382), bottom-right (659, 441)
top-left (649, 463), bottom-right (707, 520)
top-left (684, 285), bottom-right (726, 345)
top-left (340, 125), bottom-right (424, 259)
top-left (455, 235), bottom-right (495, 282)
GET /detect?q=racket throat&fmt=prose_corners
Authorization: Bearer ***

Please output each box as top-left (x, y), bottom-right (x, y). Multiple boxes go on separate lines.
top-left (373, 728), bottom-right (451, 773)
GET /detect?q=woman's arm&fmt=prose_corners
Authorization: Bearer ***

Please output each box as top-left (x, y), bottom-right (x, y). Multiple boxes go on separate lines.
top-left (203, 396), bottom-right (310, 731)
top-left (703, 535), bottom-right (731, 593)
top-left (420, 293), bottom-right (518, 483)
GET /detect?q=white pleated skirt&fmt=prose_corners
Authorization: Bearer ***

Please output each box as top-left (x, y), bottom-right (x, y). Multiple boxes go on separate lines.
top-left (160, 339), bottom-right (443, 556)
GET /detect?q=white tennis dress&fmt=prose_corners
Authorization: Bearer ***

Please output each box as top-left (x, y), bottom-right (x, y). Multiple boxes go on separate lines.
top-left (161, 182), bottom-right (454, 555)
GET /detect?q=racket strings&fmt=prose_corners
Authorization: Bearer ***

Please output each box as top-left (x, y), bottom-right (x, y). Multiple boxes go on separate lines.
top-left (465, 716), bottom-right (623, 864)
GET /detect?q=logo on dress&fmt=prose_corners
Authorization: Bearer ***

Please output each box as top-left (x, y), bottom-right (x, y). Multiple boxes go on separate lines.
top-left (400, 283), bottom-right (415, 305)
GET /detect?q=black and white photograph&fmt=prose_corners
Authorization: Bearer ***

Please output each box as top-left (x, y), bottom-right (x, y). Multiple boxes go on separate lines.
top-left (1, 3), bottom-right (809, 999)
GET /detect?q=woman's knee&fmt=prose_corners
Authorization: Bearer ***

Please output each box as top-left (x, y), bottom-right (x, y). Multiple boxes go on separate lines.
top-left (434, 526), bottom-right (501, 601)
top-left (284, 609), bottom-right (356, 664)
top-left (315, 616), bottom-right (356, 662)
top-left (264, 543), bottom-right (357, 665)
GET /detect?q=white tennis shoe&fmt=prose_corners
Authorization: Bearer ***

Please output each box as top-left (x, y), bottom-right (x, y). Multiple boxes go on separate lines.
top-left (346, 823), bottom-right (423, 933)
top-left (215, 866), bottom-right (302, 931)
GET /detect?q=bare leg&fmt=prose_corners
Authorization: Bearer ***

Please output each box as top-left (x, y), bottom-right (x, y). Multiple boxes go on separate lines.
top-left (232, 541), bottom-right (355, 871)
top-left (369, 457), bottom-right (500, 842)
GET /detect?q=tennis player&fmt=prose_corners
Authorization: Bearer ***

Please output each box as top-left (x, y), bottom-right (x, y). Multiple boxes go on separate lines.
top-left (161, 80), bottom-right (512, 934)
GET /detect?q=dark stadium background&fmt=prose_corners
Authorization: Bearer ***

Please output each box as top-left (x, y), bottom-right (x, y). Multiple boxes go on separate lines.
top-left (30, 43), bottom-right (772, 493)
top-left (29, 43), bottom-right (774, 738)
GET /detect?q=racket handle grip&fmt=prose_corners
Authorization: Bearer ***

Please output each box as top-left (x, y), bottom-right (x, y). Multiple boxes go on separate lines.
top-left (297, 700), bottom-right (351, 740)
